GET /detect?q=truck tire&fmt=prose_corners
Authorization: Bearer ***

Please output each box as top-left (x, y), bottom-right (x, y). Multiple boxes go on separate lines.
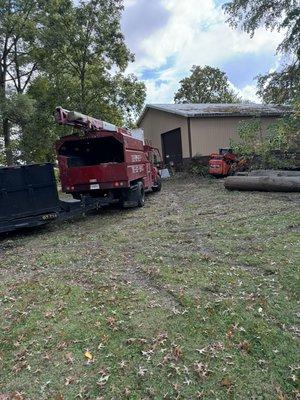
top-left (152, 176), bottom-right (162, 192)
top-left (120, 182), bottom-right (145, 208)
top-left (137, 181), bottom-right (145, 207)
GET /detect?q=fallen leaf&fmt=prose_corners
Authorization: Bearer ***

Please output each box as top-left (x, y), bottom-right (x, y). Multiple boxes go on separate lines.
top-left (275, 386), bottom-right (288, 400)
top-left (291, 374), bottom-right (297, 382)
top-left (84, 350), bottom-right (93, 360)
top-left (221, 376), bottom-right (233, 388)
top-left (226, 330), bottom-right (233, 340)
top-left (107, 316), bottom-right (116, 329)
top-left (96, 375), bottom-right (109, 387)
top-left (124, 387), bottom-right (131, 397)
top-left (238, 340), bottom-right (251, 353)
top-left (194, 362), bottom-right (210, 379)
top-left (65, 352), bottom-right (74, 364)
top-left (138, 366), bottom-right (147, 377)
top-left (171, 345), bottom-right (183, 361)
top-left (12, 392), bottom-right (25, 400)
top-left (65, 376), bottom-right (75, 386)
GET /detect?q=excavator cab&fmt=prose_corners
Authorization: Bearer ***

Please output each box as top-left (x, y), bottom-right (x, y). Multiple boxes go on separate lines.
top-left (209, 148), bottom-right (237, 177)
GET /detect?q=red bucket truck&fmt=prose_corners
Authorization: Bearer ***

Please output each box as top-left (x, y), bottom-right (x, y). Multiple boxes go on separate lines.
top-left (55, 107), bottom-right (162, 207)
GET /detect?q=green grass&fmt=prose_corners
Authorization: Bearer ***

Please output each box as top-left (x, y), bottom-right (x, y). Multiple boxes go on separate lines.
top-left (0, 175), bottom-right (299, 399)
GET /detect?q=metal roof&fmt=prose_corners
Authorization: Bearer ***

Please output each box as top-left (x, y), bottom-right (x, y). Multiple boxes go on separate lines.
top-left (137, 103), bottom-right (290, 124)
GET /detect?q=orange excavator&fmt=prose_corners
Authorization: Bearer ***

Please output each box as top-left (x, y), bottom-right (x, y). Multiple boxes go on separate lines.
top-left (209, 148), bottom-right (246, 177)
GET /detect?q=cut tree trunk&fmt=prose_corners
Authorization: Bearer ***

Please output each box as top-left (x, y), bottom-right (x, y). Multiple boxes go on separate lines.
top-left (249, 170), bottom-right (300, 177)
top-left (224, 176), bottom-right (300, 192)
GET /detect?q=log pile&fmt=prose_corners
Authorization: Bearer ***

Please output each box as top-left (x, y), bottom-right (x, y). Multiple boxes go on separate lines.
top-left (225, 170), bottom-right (300, 192)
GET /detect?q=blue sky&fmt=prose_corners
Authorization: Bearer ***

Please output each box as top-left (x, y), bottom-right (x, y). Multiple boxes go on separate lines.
top-left (121, 0), bottom-right (283, 103)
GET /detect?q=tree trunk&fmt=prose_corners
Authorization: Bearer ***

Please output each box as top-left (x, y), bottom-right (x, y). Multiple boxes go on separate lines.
top-left (0, 78), bottom-right (12, 165)
top-left (79, 65), bottom-right (86, 112)
top-left (224, 176), bottom-right (300, 192)
top-left (3, 117), bottom-right (13, 165)
top-left (249, 170), bottom-right (300, 177)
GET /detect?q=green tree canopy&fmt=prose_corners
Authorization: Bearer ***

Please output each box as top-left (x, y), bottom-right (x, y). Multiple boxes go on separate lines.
top-left (223, 0), bottom-right (299, 57)
top-left (257, 64), bottom-right (300, 105)
top-left (19, 0), bottom-right (146, 163)
top-left (1, 0), bottom-right (146, 165)
top-left (35, 0), bottom-right (146, 120)
top-left (223, 0), bottom-right (300, 104)
top-left (174, 66), bottom-right (240, 104)
top-left (0, 0), bottom-right (40, 164)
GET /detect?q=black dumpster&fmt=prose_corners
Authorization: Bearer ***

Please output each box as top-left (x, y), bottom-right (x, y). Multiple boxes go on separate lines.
top-left (0, 163), bottom-right (60, 233)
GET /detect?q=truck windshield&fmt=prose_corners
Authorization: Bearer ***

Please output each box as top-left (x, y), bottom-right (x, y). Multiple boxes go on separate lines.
top-left (58, 137), bottom-right (124, 167)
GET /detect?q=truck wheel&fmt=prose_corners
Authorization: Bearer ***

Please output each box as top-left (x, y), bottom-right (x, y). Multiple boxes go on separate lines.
top-left (120, 182), bottom-right (145, 208)
top-left (152, 176), bottom-right (162, 192)
top-left (137, 182), bottom-right (145, 207)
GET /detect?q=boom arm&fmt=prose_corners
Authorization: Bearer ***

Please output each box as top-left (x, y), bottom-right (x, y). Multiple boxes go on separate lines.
top-left (55, 106), bottom-right (119, 133)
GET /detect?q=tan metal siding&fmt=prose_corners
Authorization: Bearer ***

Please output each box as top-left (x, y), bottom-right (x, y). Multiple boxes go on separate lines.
top-left (190, 116), bottom-right (279, 156)
top-left (139, 109), bottom-right (190, 158)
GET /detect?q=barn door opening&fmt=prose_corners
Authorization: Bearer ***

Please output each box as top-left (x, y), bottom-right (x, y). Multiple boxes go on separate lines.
top-left (161, 128), bottom-right (183, 167)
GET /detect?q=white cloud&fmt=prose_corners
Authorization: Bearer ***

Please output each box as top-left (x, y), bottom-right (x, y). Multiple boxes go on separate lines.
top-left (237, 84), bottom-right (261, 103)
top-left (124, 0), bottom-right (137, 7)
top-left (124, 0), bottom-right (284, 103)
